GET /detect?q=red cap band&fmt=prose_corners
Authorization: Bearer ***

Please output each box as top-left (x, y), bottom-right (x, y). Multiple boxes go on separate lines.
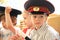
top-left (27, 6), bottom-right (50, 15)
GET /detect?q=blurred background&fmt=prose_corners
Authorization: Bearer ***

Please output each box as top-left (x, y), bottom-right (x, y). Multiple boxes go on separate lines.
top-left (0, 0), bottom-right (60, 14)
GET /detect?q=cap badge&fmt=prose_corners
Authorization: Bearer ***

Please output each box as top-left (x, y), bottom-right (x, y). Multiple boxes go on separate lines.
top-left (33, 7), bottom-right (39, 11)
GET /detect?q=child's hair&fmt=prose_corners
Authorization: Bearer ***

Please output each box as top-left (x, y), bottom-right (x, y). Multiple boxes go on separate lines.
top-left (0, 13), bottom-right (5, 22)
top-left (0, 14), bottom-right (17, 22)
top-left (0, 12), bottom-right (5, 22)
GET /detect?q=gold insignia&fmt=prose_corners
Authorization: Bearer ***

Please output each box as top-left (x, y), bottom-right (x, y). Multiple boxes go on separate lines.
top-left (33, 7), bottom-right (40, 11)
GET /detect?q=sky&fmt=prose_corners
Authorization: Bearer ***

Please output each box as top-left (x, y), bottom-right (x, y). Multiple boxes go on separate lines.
top-left (0, 0), bottom-right (60, 14)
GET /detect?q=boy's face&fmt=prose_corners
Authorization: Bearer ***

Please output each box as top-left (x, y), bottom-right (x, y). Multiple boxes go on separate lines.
top-left (31, 14), bottom-right (47, 29)
top-left (22, 13), bottom-right (32, 27)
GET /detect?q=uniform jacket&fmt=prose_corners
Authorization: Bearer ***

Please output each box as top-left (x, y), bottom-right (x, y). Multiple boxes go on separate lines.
top-left (29, 23), bottom-right (59, 40)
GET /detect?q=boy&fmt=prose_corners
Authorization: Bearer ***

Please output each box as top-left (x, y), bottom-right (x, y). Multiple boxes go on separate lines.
top-left (21, 10), bottom-right (33, 40)
top-left (23, 0), bottom-right (59, 40)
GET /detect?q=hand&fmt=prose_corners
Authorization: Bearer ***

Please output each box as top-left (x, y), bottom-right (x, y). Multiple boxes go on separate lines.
top-left (5, 6), bottom-right (12, 14)
top-left (9, 34), bottom-right (22, 40)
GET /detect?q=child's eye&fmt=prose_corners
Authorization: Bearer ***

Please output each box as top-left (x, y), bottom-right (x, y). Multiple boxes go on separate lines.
top-left (39, 16), bottom-right (44, 18)
top-left (33, 16), bottom-right (37, 18)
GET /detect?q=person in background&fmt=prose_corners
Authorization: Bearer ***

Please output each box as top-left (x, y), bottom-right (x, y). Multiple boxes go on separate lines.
top-left (22, 10), bottom-right (33, 32)
top-left (0, 6), bottom-right (21, 40)
top-left (21, 10), bottom-right (33, 40)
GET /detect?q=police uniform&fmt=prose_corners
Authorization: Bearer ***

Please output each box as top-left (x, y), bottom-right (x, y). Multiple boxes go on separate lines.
top-left (24, 0), bottom-right (59, 40)
top-left (0, 6), bottom-right (21, 40)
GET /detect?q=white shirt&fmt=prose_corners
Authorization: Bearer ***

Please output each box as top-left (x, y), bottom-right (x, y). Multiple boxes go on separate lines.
top-left (59, 36), bottom-right (60, 40)
top-left (0, 26), bottom-right (20, 40)
top-left (29, 23), bottom-right (59, 40)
